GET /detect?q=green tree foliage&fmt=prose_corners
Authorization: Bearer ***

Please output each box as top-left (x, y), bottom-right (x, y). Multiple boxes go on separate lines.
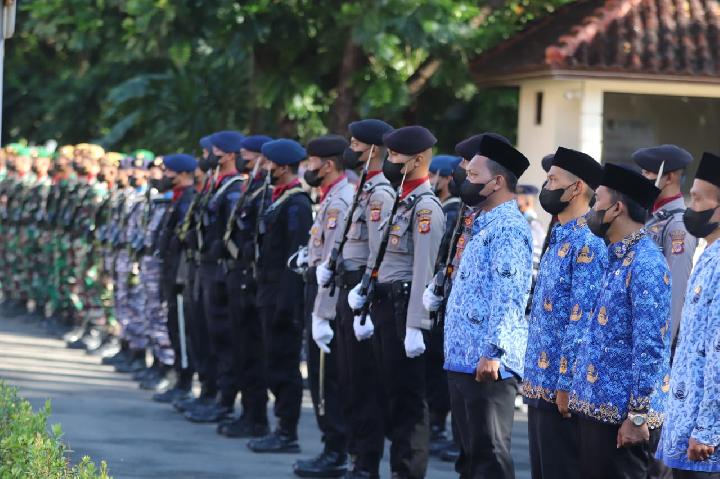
top-left (4, 0), bottom-right (571, 153)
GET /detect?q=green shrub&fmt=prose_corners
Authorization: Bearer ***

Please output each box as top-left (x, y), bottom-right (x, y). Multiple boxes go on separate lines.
top-left (0, 382), bottom-right (111, 479)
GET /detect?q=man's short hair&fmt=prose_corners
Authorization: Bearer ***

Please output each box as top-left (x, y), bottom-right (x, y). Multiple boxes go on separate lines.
top-left (610, 189), bottom-right (649, 224)
top-left (487, 158), bottom-right (518, 192)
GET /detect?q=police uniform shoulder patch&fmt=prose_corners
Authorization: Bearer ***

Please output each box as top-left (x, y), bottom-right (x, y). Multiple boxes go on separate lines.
top-left (369, 201), bottom-right (382, 222)
top-left (670, 230), bottom-right (686, 255)
top-left (327, 208), bottom-right (339, 230)
top-left (416, 209), bottom-right (432, 234)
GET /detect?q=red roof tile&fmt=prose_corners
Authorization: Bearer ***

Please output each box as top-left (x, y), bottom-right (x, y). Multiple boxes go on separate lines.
top-left (471, 0), bottom-right (720, 82)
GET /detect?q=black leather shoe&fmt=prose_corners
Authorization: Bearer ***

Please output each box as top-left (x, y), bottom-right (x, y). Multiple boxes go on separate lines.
top-left (217, 416), bottom-right (270, 438)
top-left (440, 443), bottom-right (460, 463)
top-left (140, 370), bottom-right (170, 390)
top-left (293, 450), bottom-right (347, 477)
top-left (247, 430), bottom-right (300, 453)
top-left (184, 403), bottom-right (234, 423)
top-left (88, 336), bottom-right (120, 357)
top-left (343, 470), bottom-right (379, 479)
top-left (133, 366), bottom-right (155, 381)
top-left (66, 337), bottom-right (89, 350)
top-left (114, 356), bottom-right (146, 373)
top-left (153, 387), bottom-right (191, 403)
top-left (178, 395), bottom-right (216, 414)
top-left (102, 349), bottom-right (129, 365)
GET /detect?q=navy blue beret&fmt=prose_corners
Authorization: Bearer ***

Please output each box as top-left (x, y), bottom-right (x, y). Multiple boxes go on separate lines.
top-left (383, 126), bottom-right (437, 155)
top-left (241, 135), bottom-right (273, 153)
top-left (632, 144), bottom-right (693, 174)
top-left (261, 139), bottom-right (306, 166)
top-left (696, 152), bottom-right (720, 189)
top-left (478, 135), bottom-right (529, 179)
top-left (541, 153), bottom-right (555, 172)
top-left (210, 131), bottom-right (244, 153)
top-left (163, 153), bottom-right (198, 173)
top-left (119, 156), bottom-right (133, 170)
top-left (307, 134), bottom-right (349, 158)
top-left (430, 155), bottom-right (462, 176)
top-left (601, 162), bottom-right (660, 210)
top-left (552, 147), bottom-right (603, 190)
top-left (199, 136), bottom-right (213, 151)
top-left (454, 132), bottom-right (511, 161)
top-left (348, 119), bottom-right (394, 146)
top-left (516, 184), bottom-right (539, 195)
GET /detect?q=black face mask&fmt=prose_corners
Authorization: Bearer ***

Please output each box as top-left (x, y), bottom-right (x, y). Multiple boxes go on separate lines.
top-left (342, 147), bottom-right (364, 170)
top-left (586, 204), bottom-right (616, 239)
top-left (269, 168), bottom-right (282, 186)
top-left (382, 159), bottom-right (408, 187)
top-left (206, 153), bottom-right (220, 170)
top-left (235, 156), bottom-right (247, 173)
top-left (303, 167), bottom-right (324, 188)
top-left (31, 166), bottom-right (39, 175)
top-left (129, 177), bottom-right (139, 188)
top-left (460, 179), bottom-right (493, 207)
top-left (539, 184), bottom-right (575, 215)
top-left (73, 162), bottom-right (87, 176)
top-left (683, 206), bottom-right (719, 238)
top-left (96, 172), bottom-right (107, 183)
top-left (450, 168), bottom-right (466, 197)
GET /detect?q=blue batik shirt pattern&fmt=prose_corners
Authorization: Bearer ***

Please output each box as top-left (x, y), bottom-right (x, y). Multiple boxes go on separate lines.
top-left (658, 239), bottom-right (720, 473)
top-left (444, 200), bottom-right (533, 377)
top-left (522, 215), bottom-right (608, 407)
top-left (569, 230), bottom-right (671, 426)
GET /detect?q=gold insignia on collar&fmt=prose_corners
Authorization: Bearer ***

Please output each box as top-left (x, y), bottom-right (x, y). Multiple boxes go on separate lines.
top-left (623, 251), bottom-right (635, 267)
top-left (558, 242), bottom-right (571, 258)
top-left (597, 306), bottom-right (608, 326)
top-left (586, 364), bottom-right (598, 384)
top-left (577, 245), bottom-right (594, 264)
top-left (661, 374), bottom-right (670, 393)
top-left (537, 352), bottom-right (550, 370)
top-left (570, 304), bottom-right (582, 322)
top-left (663, 273), bottom-right (670, 285)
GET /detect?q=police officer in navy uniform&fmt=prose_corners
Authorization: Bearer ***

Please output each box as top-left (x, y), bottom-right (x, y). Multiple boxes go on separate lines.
top-left (248, 139), bottom-right (313, 453)
top-left (217, 135), bottom-right (274, 439)
top-left (153, 153), bottom-right (198, 403)
top-left (632, 144), bottom-right (697, 479)
top-left (327, 119), bottom-right (395, 479)
top-left (426, 154), bottom-right (462, 453)
top-left (349, 126), bottom-right (446, 479)
top-left (186, 131), bottom-right (244, 423)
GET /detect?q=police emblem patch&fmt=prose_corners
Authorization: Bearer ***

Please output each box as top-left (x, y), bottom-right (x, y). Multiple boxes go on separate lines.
top-left (327, 209), bottom-right (339, 230)
top-left (417, 215), bottom-right (431, 234)
top-left (370, 201), bottom-right (382, 222)
top-left (670, 230), bottom-right (685, 255)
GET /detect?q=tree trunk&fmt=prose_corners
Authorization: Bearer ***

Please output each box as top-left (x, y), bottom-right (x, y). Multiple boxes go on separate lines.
top-left (328, 37), bottom-right (364, 135)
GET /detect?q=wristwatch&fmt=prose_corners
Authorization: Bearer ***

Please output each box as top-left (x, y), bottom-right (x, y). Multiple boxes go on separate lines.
top-left (628, 412), bottom-right (647, 427)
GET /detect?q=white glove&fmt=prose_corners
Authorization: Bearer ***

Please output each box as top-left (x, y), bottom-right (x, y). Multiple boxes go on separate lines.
top-left (311, 314), bottom-right (333, 353)
top-left (348, 283), bottom-right (367, 311)
top-left (422, 283), bottom-right (443, 312)
top-left (316, 261), bottom-right (333, 287)
top-left (296, 247), bottom-right (309, 268)
top-left (353, 314), bottom-right (375, 341)
top-left (404, 327), bottom-right (426, 358)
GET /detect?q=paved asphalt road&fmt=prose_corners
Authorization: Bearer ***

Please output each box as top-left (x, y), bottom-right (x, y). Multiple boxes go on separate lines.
top-left (0, 315), bottom-right (530, 478)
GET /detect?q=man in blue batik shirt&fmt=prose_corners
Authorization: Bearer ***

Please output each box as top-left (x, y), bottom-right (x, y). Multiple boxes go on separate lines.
top-left (569, 163), bottom-right (671, 479)
top-left (522, 147), bottom-right (607, 479)
top-left (443, 135), bottom-right (533, 479)
top-left (658, 151), bottom-right (720, 479)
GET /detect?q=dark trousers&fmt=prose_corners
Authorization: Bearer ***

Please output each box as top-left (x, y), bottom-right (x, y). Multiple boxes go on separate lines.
top-left (163, 279), bottom-right (194, 388)
top-left (577, 417), bottom-right (649, 479)
top-left (259, 304), bottom-right (303, 435)
top-left (304, 274), bottom-right (346, 453)
top-left (673, 470), bottom-right (720, 479)
top-left (527, 404), bottom-right (581, 479)
top-left (226, 267), bottom-right (267, 424)
top-left (448, 371), bottom-right (517, 479)
top-left (648, 427), bottom-right (672, 479)
top-left (187, 262), bottom-right (217, 397)
top-left (200, 263), bottom-right (237, 407)
top-left (371, 288), bottom-right (429, 479)
top-left (426, 326), bottom-right (450, 432)
top-left (336, 272), bottom-right (385, 473)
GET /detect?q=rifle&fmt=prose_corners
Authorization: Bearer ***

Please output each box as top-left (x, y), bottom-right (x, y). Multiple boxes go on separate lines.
top-left (252, 172), bottom-right (272, 279)
top-left (223, 161), bottom-right (261, 261)
top-left (353, 170), bottom-right (407, 326)
top-left (324, 145), bottom-right (375, 297)
top-left (176, 173), bottom-right (212, 243)
top-left (191, 169), bottom-right (218, 254)
top-left (127, 187), bottom-right (152, 287)
top-left (430, 203), bottom-right (467, 328)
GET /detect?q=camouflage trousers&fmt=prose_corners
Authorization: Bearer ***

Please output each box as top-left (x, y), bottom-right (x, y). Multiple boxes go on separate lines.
top-left (141, 255), bottom-right (174, 366)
